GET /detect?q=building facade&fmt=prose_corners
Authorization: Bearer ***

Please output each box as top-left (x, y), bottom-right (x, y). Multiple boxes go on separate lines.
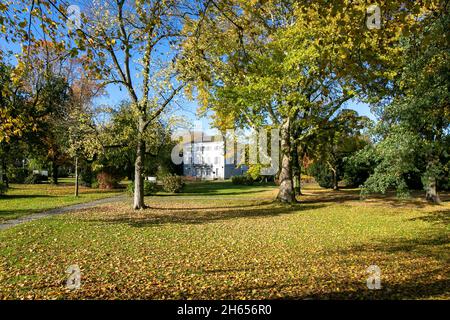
top-left (182, 134), bottom-right (247, 180)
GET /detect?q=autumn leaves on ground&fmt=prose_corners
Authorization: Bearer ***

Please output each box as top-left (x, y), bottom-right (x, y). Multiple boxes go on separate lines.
top-left (0, 181), bottom-right (448, 299)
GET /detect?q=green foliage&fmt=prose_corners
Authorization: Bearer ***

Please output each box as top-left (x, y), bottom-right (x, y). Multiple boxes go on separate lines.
top-left (231, 175), bottom-right (254, 186)
top-left (126, 183), bottom-right (133, 196)
top-left (7, 168), bottom-right (29, 184)
top-left (246, 164), bottom-right (262, 182)
top-left (343, 147), bottom-right (377, 187)
top-left (80, 164), bottom-right (94, 187)
top-left (161, 175), bottom-right (184, 193)
top-left (91, 181), bottom-right (99, 189)
top-left (126, 181), bottom-right (158, 197)
top-left (98, 102), bottom-right (180, 182)
top-left (362, 13), bottom-right (449, 200)
top-left (24, 173), bottom-right (47, 185)
top-left (307, 162), bottom-right (334, 189)
top-left (0, 181), bottom-right (7, 195)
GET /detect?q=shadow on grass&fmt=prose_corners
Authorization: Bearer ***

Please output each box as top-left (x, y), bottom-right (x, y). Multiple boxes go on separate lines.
top-left (234, 233), bottom-right (449, 299)
top-left (172, 181), bottom-right (277, 196)
top-left (300, 188), bottom-right (450, 208)
top-left (0, 194), bottom-right (55, 200)
top-left (153, 188), bottom-right (272, 197)
top-left (85, 202), bottom-right (326, 227)
top-left (409, 210), bottom-right (450, 225)
top-left (288, 277), bottom-right (450, 300)
top-left (145, 200), bottom-right (275, 211)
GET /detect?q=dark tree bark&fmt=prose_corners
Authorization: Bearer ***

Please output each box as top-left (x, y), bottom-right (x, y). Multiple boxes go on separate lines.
top-left (292, 141), bottom-right (302, 196)
top-left (1, 157), bottom-right (8, 188)
top-left (277, 118), bottom-right (296, 203)
top-left (127, 157), bottom-right (134, 181)
top-left (52, 160), bottom-right (59, 185)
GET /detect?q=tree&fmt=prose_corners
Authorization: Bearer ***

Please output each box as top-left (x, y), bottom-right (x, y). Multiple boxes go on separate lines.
top-left (363, 11), bottom-right (450, 203)
top-left (309, 110), bottom-right (371, 190)
top-left (0, 62), bottom-right (35, 144)
top-left (67, 0), bottom-right (193, 209)
top-left (98, 101), bottom-right (178, 182)
top-left (13, 40), bottom-right (81, 185)
top-left (180, 0), bottom-right (429, 203)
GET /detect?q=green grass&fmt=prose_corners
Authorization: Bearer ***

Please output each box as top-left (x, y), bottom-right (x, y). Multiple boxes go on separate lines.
top-left (159, 180), bottom-right (278, 198)
top-left (0, 181), bottom-right (448, 299)
top-left (0, 182), bottom-right (123, 222)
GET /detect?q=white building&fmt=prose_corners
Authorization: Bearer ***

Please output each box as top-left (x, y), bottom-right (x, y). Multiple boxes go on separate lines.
top-left (182, 133), bottom-right (247, 180)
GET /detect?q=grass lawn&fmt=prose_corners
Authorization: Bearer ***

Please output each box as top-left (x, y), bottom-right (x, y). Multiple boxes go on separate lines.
top-left (0, 180), bottom-right (123, 222)
top-left (0, 182), bottom-right (448, 299)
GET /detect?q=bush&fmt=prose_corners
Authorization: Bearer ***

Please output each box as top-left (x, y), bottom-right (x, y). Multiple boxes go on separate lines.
top-left (161, 175), bottom-right (184, 193)
top-left (96, 171), bottom-right (121, 189)
top-left (307, 162), bottom-right (334, 189)
top-left (343, 152), bottom-right (376, 187)
top-left (80, 165), bottom-right (94, 187)
top-left (7, 168), bottom-right (29, 183)
top-left (57, 166), bottom-right (70, 178)
top-left (0, 181), bottom-right (7, 195)
top-left (126, 183), bottom-right (133, 196)
top-left (24, 173), bottom-right (46, 184)
top-left (231, 175), bottom-right (254, 185)
top-left (247, 164), bottom-right (262, 182)
top-left (126, 180), bottom-right (159, 196)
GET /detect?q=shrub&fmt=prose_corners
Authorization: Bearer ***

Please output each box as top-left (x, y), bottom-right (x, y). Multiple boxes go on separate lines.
top-left (25, 173), bottom-right (46, 184)
top-left (343, 152), bottom-right (376, 187)
top-left (247, 164), bottom-right (262, 182)
top-left (7, 168), bottom-right (29, 183)
top-left (161, 174), bottom-right (184, 193)
top-left (307, 162), bottom-right (334, 189)
top-left (0, 181), bottom-right (7, 195)
top-left (80, 165), bottom-right (94, 187)
top-left (126, 181), bottom-right (159, 196)
top-left (96, 171), bottom-right (121, 189)
top-left (126, 183), bottom-right (134, 196)
top-left (231, 175), bottom-right (254, 185)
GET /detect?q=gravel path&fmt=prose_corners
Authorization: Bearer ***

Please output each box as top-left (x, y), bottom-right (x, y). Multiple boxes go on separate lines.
top-left (0, 195), bottom-right (127, 231)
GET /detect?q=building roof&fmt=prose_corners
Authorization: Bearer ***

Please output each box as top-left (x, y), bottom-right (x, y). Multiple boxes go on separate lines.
top-left (181, 131), bottom-right (224, 143)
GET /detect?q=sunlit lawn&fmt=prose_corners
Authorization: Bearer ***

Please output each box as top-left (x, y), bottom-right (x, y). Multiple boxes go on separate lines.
top-left (0, 181), bottom-right (448, 299)
top-left (0, 180), bottom-right (123, 222)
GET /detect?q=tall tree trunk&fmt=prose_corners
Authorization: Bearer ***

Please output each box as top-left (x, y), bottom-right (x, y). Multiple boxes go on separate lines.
top-left (74, 157), bottom-right (79, 197)
top-left (332, 167), bottom-right (339, 190)
top-left (292, 141), bottom-right (301, 196)
top-left (277, 118), bottom-right (295, 203)
top-left (0, 156), bottom-right (7, 188)
top-left (133, 124), bottom-right (146, 209)
top-left (297, 151), bottom-right (303, 196)
top-left (327, 160), bottom-right (339, 190)
top-left (52, 160), bottom-right (58, 185)
top-left (127, 158), bottom-right (133, 181)
top-left (425, 176), bottom-right (441, 204)
top-left (1, 144), bottom-right (9, 188)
